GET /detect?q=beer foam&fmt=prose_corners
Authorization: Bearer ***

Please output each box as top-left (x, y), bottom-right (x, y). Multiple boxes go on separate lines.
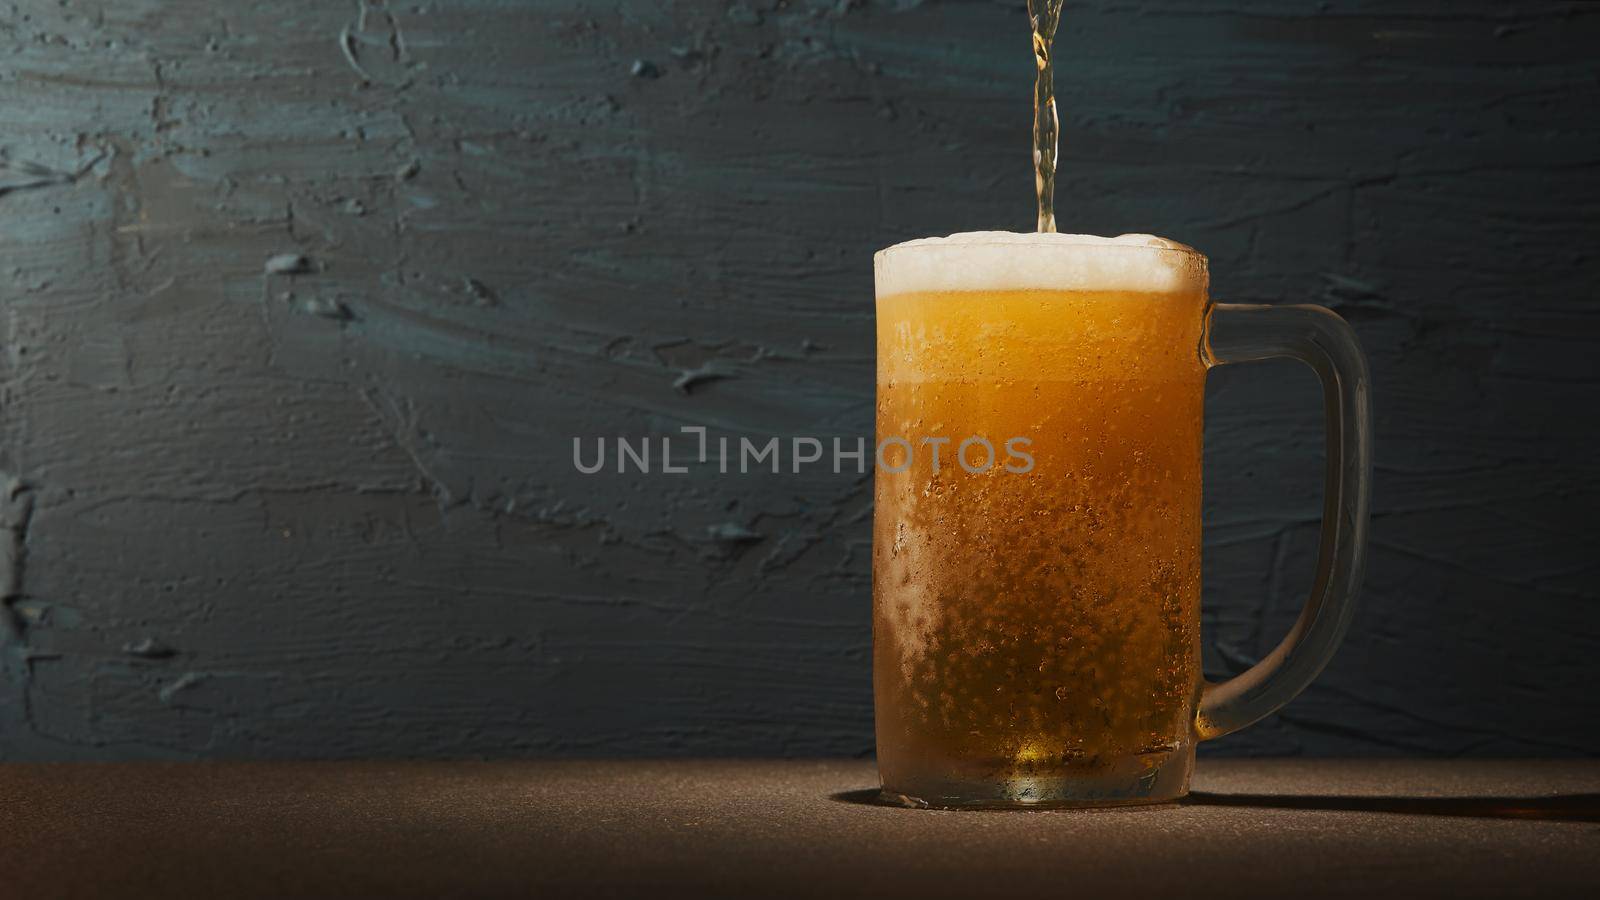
top-left (874, 231), bottom-right (1204, 297)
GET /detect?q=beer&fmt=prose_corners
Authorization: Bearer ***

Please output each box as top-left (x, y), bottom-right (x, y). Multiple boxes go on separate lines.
top-left (873, 232), bottom-right (1209, 807)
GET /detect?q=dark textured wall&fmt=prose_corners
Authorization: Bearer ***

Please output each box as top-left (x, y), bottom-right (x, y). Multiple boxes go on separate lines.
top-left (0, 0), bottom-right (1595, 760)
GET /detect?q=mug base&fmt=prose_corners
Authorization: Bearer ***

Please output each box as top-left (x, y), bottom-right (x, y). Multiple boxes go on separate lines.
top-left (876, 746), bottom-right (1193, 810)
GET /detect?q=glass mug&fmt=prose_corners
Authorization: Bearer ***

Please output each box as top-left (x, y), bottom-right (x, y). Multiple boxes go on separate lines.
top-left (872, 233), bottom-right (1370, 808)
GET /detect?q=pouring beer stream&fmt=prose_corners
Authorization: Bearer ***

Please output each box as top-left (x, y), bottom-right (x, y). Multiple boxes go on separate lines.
top-left (1030, 0), bottom-right (1064, 233)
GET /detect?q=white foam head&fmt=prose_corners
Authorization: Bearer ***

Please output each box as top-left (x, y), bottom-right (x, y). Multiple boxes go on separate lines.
top-left (874, 231), bottom-right (1204, 297)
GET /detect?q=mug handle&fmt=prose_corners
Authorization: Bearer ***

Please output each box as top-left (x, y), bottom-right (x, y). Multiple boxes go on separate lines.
top-left (1195, 303), bottom-right (1373, 740)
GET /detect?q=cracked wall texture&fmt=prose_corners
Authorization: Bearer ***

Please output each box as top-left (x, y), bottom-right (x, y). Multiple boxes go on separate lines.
top-left (0, 0), bottom-right (1596, 759)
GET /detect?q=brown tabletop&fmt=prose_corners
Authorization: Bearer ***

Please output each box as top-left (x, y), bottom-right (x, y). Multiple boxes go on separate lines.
top-left (1, 758), bottom-right (1596, 898)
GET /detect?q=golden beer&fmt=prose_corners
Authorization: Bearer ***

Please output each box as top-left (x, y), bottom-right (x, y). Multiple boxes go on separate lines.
top-left (873, 233), bottom-right (1209, 807)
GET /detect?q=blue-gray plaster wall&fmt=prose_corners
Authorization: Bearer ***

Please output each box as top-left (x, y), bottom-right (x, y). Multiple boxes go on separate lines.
top-left (0, 0), bottom-right (1595, 759)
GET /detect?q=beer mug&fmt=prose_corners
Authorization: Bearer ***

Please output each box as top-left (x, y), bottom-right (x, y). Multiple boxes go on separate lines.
top-left (872, 233), bottom-right (1371, 808)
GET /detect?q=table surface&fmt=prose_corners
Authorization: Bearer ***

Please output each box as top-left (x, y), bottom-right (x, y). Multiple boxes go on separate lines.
top-left (2, 758), bottom-right (1597, 898)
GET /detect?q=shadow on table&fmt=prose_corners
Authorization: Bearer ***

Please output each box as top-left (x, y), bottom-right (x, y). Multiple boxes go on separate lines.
top-left (1183, 791), bottom-right (1600, 823)
top-left (830, 789), bottom-right (1600, 822)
